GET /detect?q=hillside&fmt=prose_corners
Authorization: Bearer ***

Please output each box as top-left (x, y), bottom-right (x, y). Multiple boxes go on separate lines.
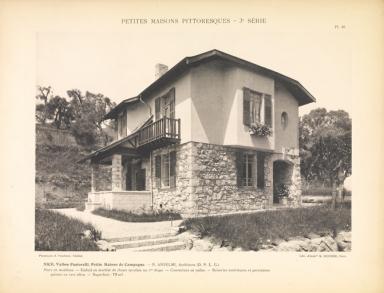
top-left (35, 125), bottom-right (93, 207)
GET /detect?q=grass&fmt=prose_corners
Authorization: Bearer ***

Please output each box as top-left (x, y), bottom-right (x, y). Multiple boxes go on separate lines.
top-left (92, 208), bottom-right (182, 222)
top-left (35, 208), bottom-right (101, 251)
top-left (182, 202), bottom-right (351, 251)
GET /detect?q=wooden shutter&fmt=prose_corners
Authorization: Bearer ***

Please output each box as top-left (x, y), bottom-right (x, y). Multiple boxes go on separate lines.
top-left (264, 95), bottom-right (272, 127)
top-left (155, 97), bottom-right (161, 121)
top-left (243, 88), bottom-right (251, 126)
top-left (236, 152), bottom-right (244, 187)
top-left (169, 151), bottom-right (176, 188)
top-left (155, 155), bottom-right (161, 188)
top-left (257, 152), bottom-right (265, 188)
top-left (169, 88), bottom-right (175, 119)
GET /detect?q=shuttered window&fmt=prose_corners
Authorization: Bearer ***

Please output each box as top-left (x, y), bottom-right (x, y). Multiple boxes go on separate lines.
top-left (162, 153), bottom-right (170, 187)
top-left (264, 95), bottom-right (272, 127)
top-left (236, 152), bottom-right (255, 187)
top-left (155, 155), bottom-right (161, 188)
top-left (257, 152), bottom-right (265, 189)
top-left (243, 87), bottom-right (272, 128)
top-left (155, 88), bottom-right (175, 121)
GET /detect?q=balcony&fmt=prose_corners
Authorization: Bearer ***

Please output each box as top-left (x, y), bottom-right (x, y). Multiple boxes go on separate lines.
top-left (136, 117), bottom-right (181, 151)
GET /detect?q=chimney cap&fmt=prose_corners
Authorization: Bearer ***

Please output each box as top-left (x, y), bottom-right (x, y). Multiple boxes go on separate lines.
top-left (155, 63), bottom-right (168, 79)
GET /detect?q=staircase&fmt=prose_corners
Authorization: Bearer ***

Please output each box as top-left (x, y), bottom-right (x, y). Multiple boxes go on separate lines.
top-left (105, 232), bottom-right (187, 252)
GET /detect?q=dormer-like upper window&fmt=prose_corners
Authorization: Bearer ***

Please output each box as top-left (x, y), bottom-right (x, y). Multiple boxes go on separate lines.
top-left (243, 87), bottom-right (272, 128)
top-left (155, 88), bottom-right (175, 121)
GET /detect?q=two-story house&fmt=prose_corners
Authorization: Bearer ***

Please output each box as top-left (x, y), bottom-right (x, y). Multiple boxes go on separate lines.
top-left (79, 49), bottom-right (315, 217)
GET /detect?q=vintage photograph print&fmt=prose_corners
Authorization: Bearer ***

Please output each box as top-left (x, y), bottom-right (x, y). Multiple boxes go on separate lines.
top-left (35, 33), bottom-right (351, 252)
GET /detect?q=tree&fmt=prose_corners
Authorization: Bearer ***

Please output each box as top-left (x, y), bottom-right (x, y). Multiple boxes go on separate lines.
top-left (68, 89), bottom-right (115, 147)
top-left (46, 95), bottom-right (74, 129)
top-left (299, 108), bottom-right (352, 207)
top-left (35, 86), bottom-right (52, 125)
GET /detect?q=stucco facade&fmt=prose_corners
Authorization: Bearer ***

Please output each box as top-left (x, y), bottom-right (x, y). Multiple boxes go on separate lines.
top-left (83, 50), bottom-right (315, 216)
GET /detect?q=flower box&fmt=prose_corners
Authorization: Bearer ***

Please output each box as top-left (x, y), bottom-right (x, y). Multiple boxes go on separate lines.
top-left (248, 122), bottom-right (272, 137)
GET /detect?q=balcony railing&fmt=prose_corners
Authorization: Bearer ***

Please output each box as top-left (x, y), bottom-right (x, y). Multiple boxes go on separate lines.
top-left (137, 117), bottom-right (180, 148)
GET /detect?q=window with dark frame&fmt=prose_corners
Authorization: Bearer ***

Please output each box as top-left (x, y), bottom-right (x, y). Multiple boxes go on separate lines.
top-left (236, 151), bottom-right (266, 189)
top-left (155, 88), bottom-right (175, 121)
top-left (155, 150), bottom-right (176, 189)
top-left (162, 153), bottom-right (170, 187)
top-left (243, 87), bottom-right (272, 128)
top-left (236, 152), bottom-right (255, 187)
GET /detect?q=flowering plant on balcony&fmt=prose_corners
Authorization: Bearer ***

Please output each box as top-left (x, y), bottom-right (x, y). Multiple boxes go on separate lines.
top-left (248, 122), bottom-right (272, 137)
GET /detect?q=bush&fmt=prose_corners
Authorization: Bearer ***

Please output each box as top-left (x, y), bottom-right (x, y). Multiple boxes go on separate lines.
top-left (302, 186), bottom-right (333, 196)
top-left (92, 208), bottom-right (182, 222)
top-left (182, 204), bottom-right (351, 251)
top-left (42, 201), bottom-right (82, 209)
top-left (35, 208), bottom-right (101, 251)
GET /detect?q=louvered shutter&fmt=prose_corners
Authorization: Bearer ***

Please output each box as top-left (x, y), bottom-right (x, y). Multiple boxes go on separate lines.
top-left (243, 88), bottom-right (251, 126)
top-left (169, 151), bottom-right (176, 188)
top-left (169, 88), bottom-right (175, 119)
top-left (155, 155), bottom-right (161, 188)
top-left (155, 97), bottom-right (161, 121)
top-left (264, 95), bottom-right (272, 127)
top-left (236, 152), bottom-right (244, 187)
top-left (257, 152), bottom-right (265, 189)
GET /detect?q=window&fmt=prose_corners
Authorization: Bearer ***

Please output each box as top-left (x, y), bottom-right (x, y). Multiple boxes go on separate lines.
top-left (155, 88), bottom-right (175, 121)
top-left (236, 152), bottom-right (255, 187)
top-left (236, 151), bottom-right (266, 189)
top-left (162, 153), bottom-right (170, 187)
top-left (243, 87), bottom-right (272, 127)
top-left (281, 112), bottom-right (288, 129)
top-left (155, 150), bottom-right (176, 188)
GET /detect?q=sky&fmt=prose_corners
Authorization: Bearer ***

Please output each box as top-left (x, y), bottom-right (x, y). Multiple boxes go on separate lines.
top-left (37, 30), bottom-right (352, 117)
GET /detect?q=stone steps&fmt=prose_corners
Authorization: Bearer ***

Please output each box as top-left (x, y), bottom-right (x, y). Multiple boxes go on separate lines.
top-left (105, 231), bottom-right (186, 252)
top-left (125, 241), bottom-right (187, 252)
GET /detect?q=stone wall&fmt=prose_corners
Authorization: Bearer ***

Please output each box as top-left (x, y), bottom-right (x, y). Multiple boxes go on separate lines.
top-left (190, 142), bottom-right (273, 215)
top-left (151, 142), bottom-right (301, 216)
top-left (152, 143), bottom-right (195, 216)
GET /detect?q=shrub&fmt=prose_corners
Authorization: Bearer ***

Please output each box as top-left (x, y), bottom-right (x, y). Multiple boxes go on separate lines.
top-left (42, 201), bottom-right (82, 209)
top-left (92, 208), bottom-right (182, 222)
top-left (182, 204), bottom-right (351, 251)
top-left (35, 208), bottom-right (101, 251)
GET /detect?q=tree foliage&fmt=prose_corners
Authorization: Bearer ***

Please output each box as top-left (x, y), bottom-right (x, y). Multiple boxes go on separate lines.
top-left (35, 86), bottom-right (116, 147)
top-left (299, 108), bottom-right (351, 203)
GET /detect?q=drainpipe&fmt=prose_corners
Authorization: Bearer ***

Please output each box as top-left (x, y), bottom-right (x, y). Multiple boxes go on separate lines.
top-left (139, 95), bottom-right (152, 117)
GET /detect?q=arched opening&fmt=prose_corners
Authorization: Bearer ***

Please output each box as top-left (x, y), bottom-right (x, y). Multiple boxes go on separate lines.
top-left (273, 160), bottom-right (293, 204)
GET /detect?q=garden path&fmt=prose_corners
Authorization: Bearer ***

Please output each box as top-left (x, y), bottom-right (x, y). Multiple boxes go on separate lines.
top-left (55, 208), bottom-right (182, 240)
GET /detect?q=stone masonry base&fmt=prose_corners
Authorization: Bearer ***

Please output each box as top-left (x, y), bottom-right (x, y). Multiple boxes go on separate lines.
top-left (152, 142), bottom-right (301, 217)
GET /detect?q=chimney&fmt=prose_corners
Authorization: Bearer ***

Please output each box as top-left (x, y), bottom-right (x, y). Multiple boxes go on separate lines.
top-left (155, 63), bottom-right (168, 79)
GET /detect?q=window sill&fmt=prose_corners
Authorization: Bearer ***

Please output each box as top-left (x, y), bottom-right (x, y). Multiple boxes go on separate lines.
top-left (238, 186), bottom-right (265, 191)
top-left (156, 186), bottom-right (176, 191)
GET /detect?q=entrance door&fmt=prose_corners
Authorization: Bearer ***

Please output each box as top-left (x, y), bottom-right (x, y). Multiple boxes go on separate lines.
top-left (135, 169), bottom-right (146, 191)
top-left (126, 163), bottom-right (132, 191)
top-left (273, 160), bottom-right (293, 204)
